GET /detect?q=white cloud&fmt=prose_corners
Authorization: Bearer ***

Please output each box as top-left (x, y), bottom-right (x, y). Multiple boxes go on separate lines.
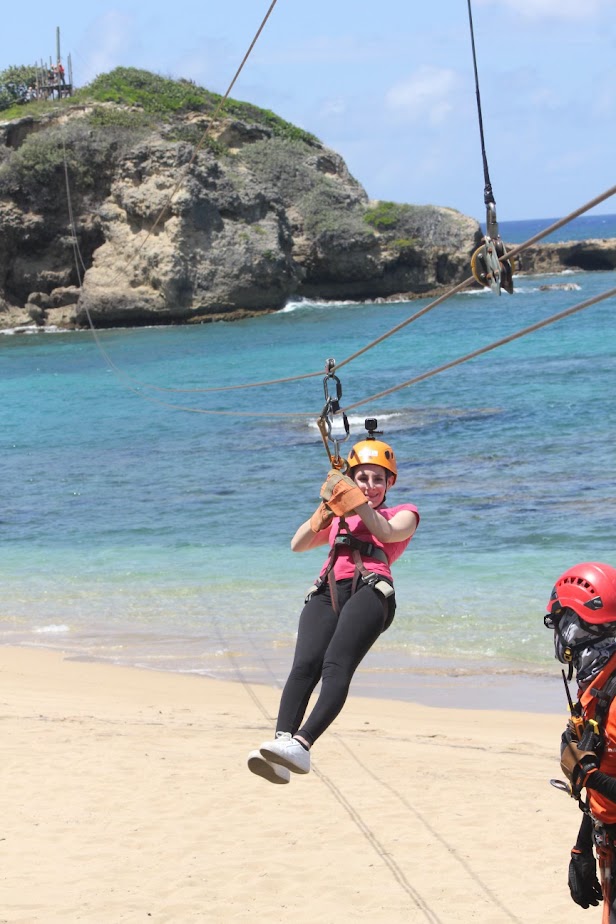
top-left (475, 0), bottom-right (611, 21)
top-left (385, 67), bottom-right (458, 125)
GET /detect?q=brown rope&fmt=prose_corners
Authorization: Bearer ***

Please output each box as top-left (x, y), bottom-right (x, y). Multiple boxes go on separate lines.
top-left (342, 285), bottom-right (616, 413)
top-left (137, 184), bottom-right (616, 393)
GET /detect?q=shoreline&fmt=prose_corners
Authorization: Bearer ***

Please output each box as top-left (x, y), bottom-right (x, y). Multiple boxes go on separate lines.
top-left (3, 638), bottom-right (565, 715)
top-left (2, 260), bottom-right (615, 334)
top-left (0, 646), bottom-right (581, 922)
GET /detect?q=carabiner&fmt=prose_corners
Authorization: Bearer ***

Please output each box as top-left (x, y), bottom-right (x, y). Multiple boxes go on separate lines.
top-left (550, 778), bottom-right (572, 795)
top-left (317, 358), bottom-right (350, 469)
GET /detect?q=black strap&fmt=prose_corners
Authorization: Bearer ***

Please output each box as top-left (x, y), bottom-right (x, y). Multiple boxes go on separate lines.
top-left (591, 670), bottom-right (616, 729)
top-left (333, 533), bottom-right (388, 565)
top-left (322, 531), bottom-right (390, 615)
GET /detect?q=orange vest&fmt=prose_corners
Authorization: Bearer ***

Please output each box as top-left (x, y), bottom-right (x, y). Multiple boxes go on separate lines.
top-left (580, 652), bottom-right (616, 823)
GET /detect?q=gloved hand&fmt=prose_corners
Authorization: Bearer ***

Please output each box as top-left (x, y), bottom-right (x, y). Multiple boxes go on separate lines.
top-left (568, 848), bottom-right (602, 908)
top-left (309, 501), bottom-right (335, 534)
top-left (319, 469), bottom-right (366, 517)
top-left (560, 731), bottom-right (599, 797)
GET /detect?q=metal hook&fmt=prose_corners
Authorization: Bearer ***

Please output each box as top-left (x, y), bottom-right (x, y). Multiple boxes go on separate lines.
top-left (470, 202), bottom-right (515, 296)
top-left (317, 358), bottom-right (350, 469)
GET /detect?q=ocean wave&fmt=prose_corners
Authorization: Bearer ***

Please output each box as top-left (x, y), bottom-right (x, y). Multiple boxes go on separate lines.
top-left (0, 324), bottom-right (66, 336)
top-left (304, 406), bottom-right (502, 434)
top-left (33, 624), bottom-right (70, 634)
top-left (279, 297), bottom-right (360, 313)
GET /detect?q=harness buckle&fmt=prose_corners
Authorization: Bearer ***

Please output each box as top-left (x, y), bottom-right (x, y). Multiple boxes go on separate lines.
top-left (304, 577), bottom-right (324, 603)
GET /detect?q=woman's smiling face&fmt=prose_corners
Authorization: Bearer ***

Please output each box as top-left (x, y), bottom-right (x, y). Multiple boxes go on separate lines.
top-left (351, 464), bottom-right (394, 508)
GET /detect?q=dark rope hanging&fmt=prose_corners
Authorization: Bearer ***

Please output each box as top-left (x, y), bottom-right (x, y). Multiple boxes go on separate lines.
top-left (466, 0), bottom-right (514, 295)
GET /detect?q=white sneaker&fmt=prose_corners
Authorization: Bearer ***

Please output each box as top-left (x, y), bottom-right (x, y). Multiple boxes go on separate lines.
top-left (247, 749), bottom-right (291, 785)
top-left (260, 731), bottom-right (311, 774)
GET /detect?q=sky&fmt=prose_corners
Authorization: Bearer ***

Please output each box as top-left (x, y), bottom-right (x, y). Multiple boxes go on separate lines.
top-left (2, 0), bottom-right (616, 222)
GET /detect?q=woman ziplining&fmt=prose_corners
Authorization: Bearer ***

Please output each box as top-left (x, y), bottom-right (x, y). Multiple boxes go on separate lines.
top-left (247, 413), bottom-right (419, 783)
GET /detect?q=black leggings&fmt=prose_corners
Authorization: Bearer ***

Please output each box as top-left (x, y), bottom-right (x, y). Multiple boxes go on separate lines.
top-left (276, 579), bottom-right (395, 746)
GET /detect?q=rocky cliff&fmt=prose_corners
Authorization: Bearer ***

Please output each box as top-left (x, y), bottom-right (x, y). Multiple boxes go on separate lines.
top-left (0, 71), bottom-right (613, 331)
top-left (0, 71), bottom-right (485, 330)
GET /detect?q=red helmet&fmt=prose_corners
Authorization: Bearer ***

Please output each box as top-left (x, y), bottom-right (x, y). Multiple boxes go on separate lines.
top-left (547, 562), bottom-right (616, 625)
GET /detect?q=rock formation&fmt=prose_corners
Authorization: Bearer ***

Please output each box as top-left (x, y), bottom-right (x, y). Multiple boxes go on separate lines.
top-left (0, 77), bottom-right (613, 331)
top-left (0, 95), bottom-right (483, 330)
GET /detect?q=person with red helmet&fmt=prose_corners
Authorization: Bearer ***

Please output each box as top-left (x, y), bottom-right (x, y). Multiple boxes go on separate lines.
top-left (247, 421), bottom-right (419, 784)
top-left (545, 562), bottom-right (616, 919)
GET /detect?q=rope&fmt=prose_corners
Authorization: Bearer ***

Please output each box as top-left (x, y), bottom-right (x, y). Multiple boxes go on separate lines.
top-left (342, 285), bottom-right (616, 413)
top-left (132, 0), bottom-right (281, 249)
top-left (123, 184), bottom-right (616, 394)
top-left (65, 136), bottom-right (616, 421)
top-left (75, 0), bottom-right (281, 308)
top-left (57, 12), bottom-right (616, 417)
top-left (466, 0), bottom-right (494, 205)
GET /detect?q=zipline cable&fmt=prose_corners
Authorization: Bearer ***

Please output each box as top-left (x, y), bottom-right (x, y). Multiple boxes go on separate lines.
top-left (135, 0), bottom-right (281, 248)
top-left (466, 0), bottom-right (514, 295)
top-left (68, 277), bottom-right (616, 420)
top-left (467, 0), bottom-right (493, 212)
top-left (75, 0), bottom-right (281, 304)
top-left (59, 18), bottom-right (615, 414)
top-left (65, 129), bottom-right (615, 420)
top-left (342, 285), bottom-right (616, 414)
top-left (111, 184), bottom-right (616, 394)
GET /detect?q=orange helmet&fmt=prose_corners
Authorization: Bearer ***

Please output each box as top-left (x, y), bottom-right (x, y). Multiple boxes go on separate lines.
top-left (546, 562), bottom-right (616, 625)
top-left (347, 439), bottom-right (397, 484)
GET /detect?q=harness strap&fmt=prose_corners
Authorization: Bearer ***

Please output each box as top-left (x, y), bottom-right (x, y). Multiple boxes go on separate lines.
top-left (591, 670), bottom-right (616, 730)
top-left (333, 533), bottom-right (388, 564)
top-left (317, 527), bottom-right (391, 617)
top-left (592, 824), bottom-right (615, 923)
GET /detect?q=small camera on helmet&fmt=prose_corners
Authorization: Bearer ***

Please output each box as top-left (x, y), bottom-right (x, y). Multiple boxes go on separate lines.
top-left (364, 418), bottom-right (382, 439)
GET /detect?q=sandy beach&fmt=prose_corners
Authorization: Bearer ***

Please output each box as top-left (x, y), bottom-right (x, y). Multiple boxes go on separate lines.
top-left (1, 646), bottom-right (592, 923)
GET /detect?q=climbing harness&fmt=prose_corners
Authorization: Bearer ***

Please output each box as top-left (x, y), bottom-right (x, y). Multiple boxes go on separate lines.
top-left (466, 0), bottom-right (514, 295)
top-left (550, 665), bottom-right (616, 919)
top-left (305, 521), bottom-right (394, 619)
top-left (312, 408), bottom-right (395, 618)
top-left (316, 358), bottom-right (350, 470)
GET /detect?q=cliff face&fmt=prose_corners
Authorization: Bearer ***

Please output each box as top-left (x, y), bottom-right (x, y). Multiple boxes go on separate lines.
top-left (515, 239), bottom-right (616, 274)
top-left (0, 103), bottom-right (482, 329)
top-left (1, 96), bottom-right (612, 331)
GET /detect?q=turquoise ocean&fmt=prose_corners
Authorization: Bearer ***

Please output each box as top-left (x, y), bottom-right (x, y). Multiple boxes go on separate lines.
top-left (2, 213), bottom-right (616, 710)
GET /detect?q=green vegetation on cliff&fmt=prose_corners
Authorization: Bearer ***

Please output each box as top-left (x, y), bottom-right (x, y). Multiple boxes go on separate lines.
top-left (0, 66), bottom-right (319, 144)
top-left (0, 64), bottom-right (38, 112)
top-left (0, 67), bottom-right (320, 206)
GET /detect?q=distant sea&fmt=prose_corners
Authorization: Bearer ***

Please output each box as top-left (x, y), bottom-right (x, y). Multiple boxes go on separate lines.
top-left (497, 211), bottom-right (616, 243)
top-left (2, 212), bottom-right (616, 711)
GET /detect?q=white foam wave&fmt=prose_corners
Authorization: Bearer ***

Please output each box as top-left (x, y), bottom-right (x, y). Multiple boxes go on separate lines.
top-left (279, 297), bottom-right (360, 313)
top-left (33, 624), bottom-right (70, 634)
top-left (307, 411), bottom-right (402, 431)
top-left (0, 324), bottom-right (64, 336)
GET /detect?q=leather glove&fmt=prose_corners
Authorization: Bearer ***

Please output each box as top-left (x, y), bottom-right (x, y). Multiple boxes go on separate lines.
top-left (309, 501), bottom-right (335, 534)
top-left (319, 469), bottom-right (366, 517)
top-left (560, 732), bottom-right (599, 797)
top-left (568, 848), bottom-right (602, 908)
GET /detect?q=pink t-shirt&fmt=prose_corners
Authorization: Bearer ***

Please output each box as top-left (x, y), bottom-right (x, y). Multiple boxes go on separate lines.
top-left (319, 503), bottom-right (419, 582)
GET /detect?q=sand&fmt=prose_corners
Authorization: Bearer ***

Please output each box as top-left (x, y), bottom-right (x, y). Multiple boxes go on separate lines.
top-left (0, 646), bottom-right (592, 923)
